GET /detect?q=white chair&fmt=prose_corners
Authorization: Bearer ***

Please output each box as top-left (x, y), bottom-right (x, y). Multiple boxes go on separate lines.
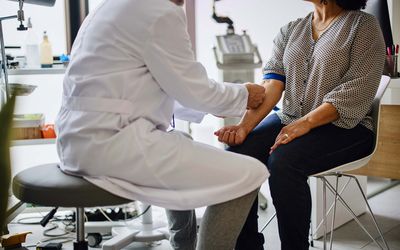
top-left (261, 75), bottom-right (391, 250)
top-left (314, 75), bottom-right (391, 250)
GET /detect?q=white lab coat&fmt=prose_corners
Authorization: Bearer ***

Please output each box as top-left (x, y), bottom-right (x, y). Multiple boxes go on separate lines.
top-left (56, 0), bottom-right (268, 210)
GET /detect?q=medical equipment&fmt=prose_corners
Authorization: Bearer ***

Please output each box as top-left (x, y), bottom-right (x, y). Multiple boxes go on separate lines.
top-left (0, 0), bottom-right (56, 109)
top-left (212, 0), bottom-right (262, 84)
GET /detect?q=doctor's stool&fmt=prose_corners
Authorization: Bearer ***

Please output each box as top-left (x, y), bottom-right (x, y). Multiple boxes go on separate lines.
top-left (12, 163), bottom-right (170, 250)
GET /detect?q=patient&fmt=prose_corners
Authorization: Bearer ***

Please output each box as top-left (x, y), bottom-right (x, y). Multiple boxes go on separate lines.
top-left (215, 0), bottom-right (386, 249)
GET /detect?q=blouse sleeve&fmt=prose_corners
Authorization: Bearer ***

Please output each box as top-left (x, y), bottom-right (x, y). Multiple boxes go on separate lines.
top-left (262, 20), bottom-right (298, 77)
top-left (323, 14), bottom-right (386, 129)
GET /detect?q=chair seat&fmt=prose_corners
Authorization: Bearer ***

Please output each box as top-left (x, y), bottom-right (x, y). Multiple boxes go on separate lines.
top-left (12, 163), bottom-right (131, 207)
top-left (312, 154), bottom-right (373, 177)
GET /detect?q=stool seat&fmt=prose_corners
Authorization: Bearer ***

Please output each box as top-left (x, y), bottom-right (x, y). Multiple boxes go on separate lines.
top-left (12, 163), bottom-right (131, 207)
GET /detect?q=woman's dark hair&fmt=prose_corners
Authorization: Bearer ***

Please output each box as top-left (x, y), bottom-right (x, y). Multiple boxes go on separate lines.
top-left (320, 0), bottom-right (368, 10)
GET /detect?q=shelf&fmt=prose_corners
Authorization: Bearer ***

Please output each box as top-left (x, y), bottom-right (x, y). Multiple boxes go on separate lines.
top-left (8, 66), bottom-right (66, 75)
top-left (11, 138), bottom-right (56, 146)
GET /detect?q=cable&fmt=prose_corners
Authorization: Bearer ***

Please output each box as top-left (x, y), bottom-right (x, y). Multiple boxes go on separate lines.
top-left (15, 216), bottom-right (43, 225)
top-left (98, 208), bottom-right (114, 222)
top-left (43, 222), bottom-right (70, 237)
top-left (12, 213), bottom-right (73, 225)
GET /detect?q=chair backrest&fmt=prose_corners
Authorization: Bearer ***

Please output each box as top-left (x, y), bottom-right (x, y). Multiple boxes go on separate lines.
top-left (369, 75), bottom-right (391, 155)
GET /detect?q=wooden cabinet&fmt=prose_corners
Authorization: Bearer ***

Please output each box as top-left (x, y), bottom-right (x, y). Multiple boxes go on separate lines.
top-left (350, 78), bottom-right (400, 179)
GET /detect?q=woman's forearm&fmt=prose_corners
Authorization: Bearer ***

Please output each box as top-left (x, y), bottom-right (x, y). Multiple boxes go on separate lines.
top-left (239, 79), bottom-right (285, 133)
top-left (300, 102), bottom-right (339, 129)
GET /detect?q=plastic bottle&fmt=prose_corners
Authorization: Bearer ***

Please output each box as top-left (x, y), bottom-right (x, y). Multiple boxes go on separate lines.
top-left (40, 31), bottom-right (53, 68)
top-left (24, 17), bottom-right (40, 68)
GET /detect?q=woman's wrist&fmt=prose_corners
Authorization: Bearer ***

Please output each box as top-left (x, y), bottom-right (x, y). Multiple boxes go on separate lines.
top-left (299, 116), bottom-right (315, 130)
top-left (238, 121), bottom-right (254, 135)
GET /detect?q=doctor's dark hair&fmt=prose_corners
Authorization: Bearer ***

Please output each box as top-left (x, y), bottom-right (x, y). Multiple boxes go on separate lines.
top-left (320, 0), bottom-right (368, 10)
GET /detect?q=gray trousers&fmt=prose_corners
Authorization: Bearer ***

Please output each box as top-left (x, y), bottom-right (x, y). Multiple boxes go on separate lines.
top-left (165, 189), bottom-right (259, 250)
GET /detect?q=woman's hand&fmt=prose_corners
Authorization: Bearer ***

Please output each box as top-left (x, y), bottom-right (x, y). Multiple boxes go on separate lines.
top-left (269, 118), bottom-right (312, 154)
top-left (214, 125), bottom-right (250, 146)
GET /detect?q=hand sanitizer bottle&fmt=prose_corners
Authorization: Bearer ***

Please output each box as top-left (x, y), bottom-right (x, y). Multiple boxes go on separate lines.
top-left (24, 17), bottom-right (40, 68)
top-left (40, 31), bottom-right (53, 68)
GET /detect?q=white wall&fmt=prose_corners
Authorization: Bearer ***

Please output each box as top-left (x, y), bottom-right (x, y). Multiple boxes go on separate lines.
top-left (0, 0), bottom-right (66, 55)
top-left (388, 0), bottom-right (400, 47)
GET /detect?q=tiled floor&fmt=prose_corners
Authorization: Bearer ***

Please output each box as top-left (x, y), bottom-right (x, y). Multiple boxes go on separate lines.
top-left (6, 181), bottom-right (400, 250)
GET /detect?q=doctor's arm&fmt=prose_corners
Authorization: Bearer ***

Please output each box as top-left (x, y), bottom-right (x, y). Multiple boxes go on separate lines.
top-left (142, 8), bottom-right (264, 118)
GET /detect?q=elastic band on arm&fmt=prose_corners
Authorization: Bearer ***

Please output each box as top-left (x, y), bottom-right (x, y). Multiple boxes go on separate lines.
top-left (263, 73), bottom-right (286, 84)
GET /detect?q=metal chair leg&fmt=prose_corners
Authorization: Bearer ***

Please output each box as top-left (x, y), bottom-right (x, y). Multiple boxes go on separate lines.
top-left (322, 178), bottom-right (327, 250)
top-left (351, 175), bottom-right (390, 250)
top-left (313, 177), bottom-right (351, 237)
top-left (260, 212), bottom-right (276, 233)
top-left (329, 175), bottom-right (339, 250)
top-left (324, 179), bottom-right (386, 250)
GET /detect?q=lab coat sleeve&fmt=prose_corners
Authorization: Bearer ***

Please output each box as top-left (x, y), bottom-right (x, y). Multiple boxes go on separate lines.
top-left (142, 7), bottom-right (248, 118)
top-left (173, 101), bottom-right (206, 123)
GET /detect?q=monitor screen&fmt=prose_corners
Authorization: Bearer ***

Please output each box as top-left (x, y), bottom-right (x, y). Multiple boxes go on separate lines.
top-left (363, 0), bottom-right (393, 48)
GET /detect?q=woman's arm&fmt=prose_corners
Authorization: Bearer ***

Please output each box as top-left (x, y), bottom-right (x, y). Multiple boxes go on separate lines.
top-left (240, 79), bottom-right (285, 133)
top-left (215, 79), bottom-right (284, 145)
top-left (269, 102), bottom-right (338, 153)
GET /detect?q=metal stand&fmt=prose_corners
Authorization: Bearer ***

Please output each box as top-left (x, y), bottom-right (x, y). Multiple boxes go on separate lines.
top-left (74, 207), bottom-right (89, 250)
top-left (0, 15), bottom-right (17, 108)
top-left (102, 204), bottom-right (169, 250)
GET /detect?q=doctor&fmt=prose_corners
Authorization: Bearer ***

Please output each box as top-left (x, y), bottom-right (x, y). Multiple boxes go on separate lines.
top-left (55, 0), bottom-right (269, 249)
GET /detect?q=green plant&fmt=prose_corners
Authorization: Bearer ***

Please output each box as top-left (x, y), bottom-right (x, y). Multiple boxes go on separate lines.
top-left (0, 95), bottom-right (16, 234)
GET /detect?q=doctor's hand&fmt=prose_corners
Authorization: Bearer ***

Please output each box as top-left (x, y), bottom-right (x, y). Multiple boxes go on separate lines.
top-left (245, 83), bottom-right (266, 109)
top-left (269, 118), bottom-right (312, 154)
top-left (214, 125), bottom-right (250, 146)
